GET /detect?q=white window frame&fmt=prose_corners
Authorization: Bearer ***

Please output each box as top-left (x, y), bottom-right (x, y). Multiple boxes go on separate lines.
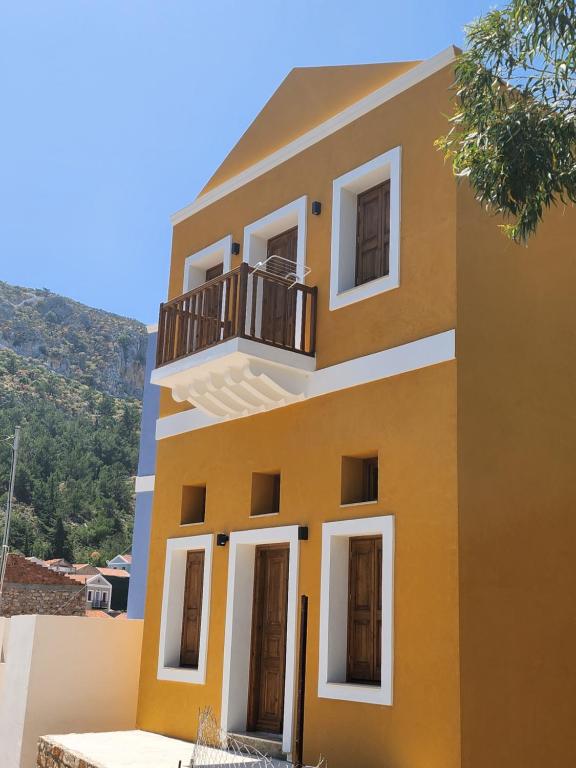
top-left (183, 236), bottom-right (233, 293)
top-left (87, 590), bottom-right (92, 601)
top-left (220, 525), bottom-right (300, 756)
top-left (318, 515), bottom-right (394, 705)
top-left (242, 196), bottom-right (307, 278)
top-left (242, 197), bottom-right (308, 348)
top-left (157, 533), bottom-right (213, 684)
top-left (330, 147), bottom-right (401, 310)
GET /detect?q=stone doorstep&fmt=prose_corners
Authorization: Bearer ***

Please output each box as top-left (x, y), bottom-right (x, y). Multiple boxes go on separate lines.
top-left (227, 731), bottom-right (287, 761)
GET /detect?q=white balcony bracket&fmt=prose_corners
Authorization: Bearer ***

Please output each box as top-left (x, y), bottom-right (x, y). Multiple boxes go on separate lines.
top-left (151, 337), bottom-right (315, 420)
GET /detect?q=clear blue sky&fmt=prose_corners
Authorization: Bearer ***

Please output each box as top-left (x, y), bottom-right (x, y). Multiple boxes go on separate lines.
top-left (0, 0), bottom-right (493, 323)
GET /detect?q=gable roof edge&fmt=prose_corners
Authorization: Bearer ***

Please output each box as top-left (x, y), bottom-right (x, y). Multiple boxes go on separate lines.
top-left (171, 45), bottom-right (458, 226)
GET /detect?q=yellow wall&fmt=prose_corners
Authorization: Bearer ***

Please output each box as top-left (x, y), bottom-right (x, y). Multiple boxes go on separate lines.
top-left (141, 50), bottom-right (576, 767)
top-left (201, 61), bottom-right (418, 194)
top-left (457, 192), bottom-right (576, 768)
top-left (139, 61), bottom-right (463, 768)
top-left (138, 362), bottom-right (459, 768)
top-left (159, 65), bottom-right (456, 422)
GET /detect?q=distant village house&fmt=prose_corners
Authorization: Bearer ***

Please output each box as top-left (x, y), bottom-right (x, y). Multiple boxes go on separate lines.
top-left (68, 572), bottom-right (112, 610)
top-left (43, 558), bottom-right (75, 574)
top-left (106, 553), bottom-right (132, 573)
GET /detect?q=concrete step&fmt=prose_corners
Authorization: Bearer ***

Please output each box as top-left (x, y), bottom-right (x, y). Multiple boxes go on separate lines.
top-left (227, 731), bottom-right (287, 761)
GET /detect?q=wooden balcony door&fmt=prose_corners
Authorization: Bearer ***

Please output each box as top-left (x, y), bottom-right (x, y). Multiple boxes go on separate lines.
top-left (262, 227), bottom-right (297, 346)
top-left (201, 262), bottom-right (224, 347)
top-left (247, 544), bottom-right (289, 734)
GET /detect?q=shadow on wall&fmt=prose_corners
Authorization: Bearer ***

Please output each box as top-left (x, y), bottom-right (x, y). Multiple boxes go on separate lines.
top-left (0, 614), bottom-right (143, 768)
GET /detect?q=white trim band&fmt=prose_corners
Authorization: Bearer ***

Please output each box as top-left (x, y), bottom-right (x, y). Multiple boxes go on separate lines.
top-left (135, 475), bottom-right (155, 493)
top-left (155, 329), bottom-right (456, 440)
top-left (171, 47), bottom-right (457, 225)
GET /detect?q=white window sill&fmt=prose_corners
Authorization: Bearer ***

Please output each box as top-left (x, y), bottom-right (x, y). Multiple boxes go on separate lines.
top-left (318, 680), bottom-right (392, 706)
top-left (340, 500), bottom-right (378, 509)
top-left (249, 512), bottom-right (280, 518)
top-left (157, 665), bottom-right (205, 685)
top-left (179, 521), bottom-right (206, 527)
top-left (330, 274), bottom-right (399, 311)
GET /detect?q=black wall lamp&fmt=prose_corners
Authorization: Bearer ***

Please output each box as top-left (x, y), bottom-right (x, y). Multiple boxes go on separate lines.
top-left (216, 533), bottom-right (229, 547)
top-left (311, 201), bottom-right (322, 216)
top-left (298, 525), bottom-right (309, 541)
top-left (231, 242), bottom-right (241, 255)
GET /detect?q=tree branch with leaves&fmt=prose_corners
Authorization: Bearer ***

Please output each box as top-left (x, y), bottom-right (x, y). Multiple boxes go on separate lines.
top-left (437, 0), bottom-right (576, 242)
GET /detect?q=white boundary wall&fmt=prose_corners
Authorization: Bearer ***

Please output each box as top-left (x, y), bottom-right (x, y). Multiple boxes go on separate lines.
top-left (0, 614), bottom-right (143, 768)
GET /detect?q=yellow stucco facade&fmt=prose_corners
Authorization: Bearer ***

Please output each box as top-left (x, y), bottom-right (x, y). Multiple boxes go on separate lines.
top-left (137, 48), bottom-right (576, 768)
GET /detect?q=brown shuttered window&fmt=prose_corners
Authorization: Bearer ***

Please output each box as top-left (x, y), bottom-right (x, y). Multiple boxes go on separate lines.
top-left (347, 535), bottom-right (382, 684)
top-left (180, 550), bottom-right (205, 668)
top-left (355, 180), bottom-right (391, 286)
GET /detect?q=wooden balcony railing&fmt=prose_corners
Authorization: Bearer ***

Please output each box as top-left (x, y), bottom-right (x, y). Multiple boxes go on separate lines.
top-left (156, 262), bottom-right (317, 367)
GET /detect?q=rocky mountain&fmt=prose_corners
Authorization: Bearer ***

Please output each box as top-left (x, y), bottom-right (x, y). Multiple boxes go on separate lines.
top-left (0, 281), bottom-right (147, 564)
top-left (0, 281), bottom-right (147, 399)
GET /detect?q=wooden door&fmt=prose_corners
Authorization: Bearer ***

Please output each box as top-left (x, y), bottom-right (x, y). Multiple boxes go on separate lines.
top-left (180, 550), bottom-right (205, 668)
top-left (247, 544), bottom-right (289, 733)
top-left (205, 263), bottom-right (224, 282)
top-left (262, 227), bottom-right (298, 346)
top-left (355, 180), bottom-right (390, 286)
top-left (200, 263), bottom-right (224, 346)
top-left (347, 535), bottom-right (382, 684)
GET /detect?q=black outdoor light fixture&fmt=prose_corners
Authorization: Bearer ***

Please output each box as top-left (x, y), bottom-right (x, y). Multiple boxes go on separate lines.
top-left (311, 201), bottom-right (322, 216)
top-left (298, 525), bottom-right (309, 541)
top-left (231, 242), bottom-right (241, 255)
top-left (216, 533), bottom-right (229, 547)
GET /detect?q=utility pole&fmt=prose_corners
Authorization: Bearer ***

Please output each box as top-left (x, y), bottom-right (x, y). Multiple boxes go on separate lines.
top-left (0, 426), bottom-right (21, 605)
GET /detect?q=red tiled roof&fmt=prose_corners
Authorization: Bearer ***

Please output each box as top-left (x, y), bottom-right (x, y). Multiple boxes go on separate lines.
top-left (69, 572), bottom-right (113, 586)
top-left (97, 567), bottom-right (129, 578)
top-left (73, 564), bottom-right (100, 575)
top-left (85, 610), bottom-right (112, 619)
top-left (5, 554), bottom-right (78, 587)
top-left (67, 574), bottom-right (89, 584)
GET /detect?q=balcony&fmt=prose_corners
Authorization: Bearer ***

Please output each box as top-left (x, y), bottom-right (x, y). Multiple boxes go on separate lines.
top-left (152, 263), bottom-right (318, 419)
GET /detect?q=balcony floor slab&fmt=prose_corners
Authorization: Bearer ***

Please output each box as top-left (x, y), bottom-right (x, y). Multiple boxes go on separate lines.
top-left (151, 337), bottom-right (315, 419)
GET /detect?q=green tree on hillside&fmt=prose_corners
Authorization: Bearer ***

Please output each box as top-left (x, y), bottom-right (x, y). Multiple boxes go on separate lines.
top-left (52, 515), bottom-right (72, 561)
top-left (0, 348), bottom-right (140, 562)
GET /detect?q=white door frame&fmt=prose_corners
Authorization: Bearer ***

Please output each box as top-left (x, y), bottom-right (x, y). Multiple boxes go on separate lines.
top-left (220, 525), bottom-right (301, 756)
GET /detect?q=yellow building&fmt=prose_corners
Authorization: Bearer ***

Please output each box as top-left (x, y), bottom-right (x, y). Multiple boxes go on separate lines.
top-left (137, 46), bottom-right (576, 768)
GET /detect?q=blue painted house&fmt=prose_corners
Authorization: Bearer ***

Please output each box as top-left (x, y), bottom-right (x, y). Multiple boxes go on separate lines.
top-left (127, 325), bottom-right (160, 619)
